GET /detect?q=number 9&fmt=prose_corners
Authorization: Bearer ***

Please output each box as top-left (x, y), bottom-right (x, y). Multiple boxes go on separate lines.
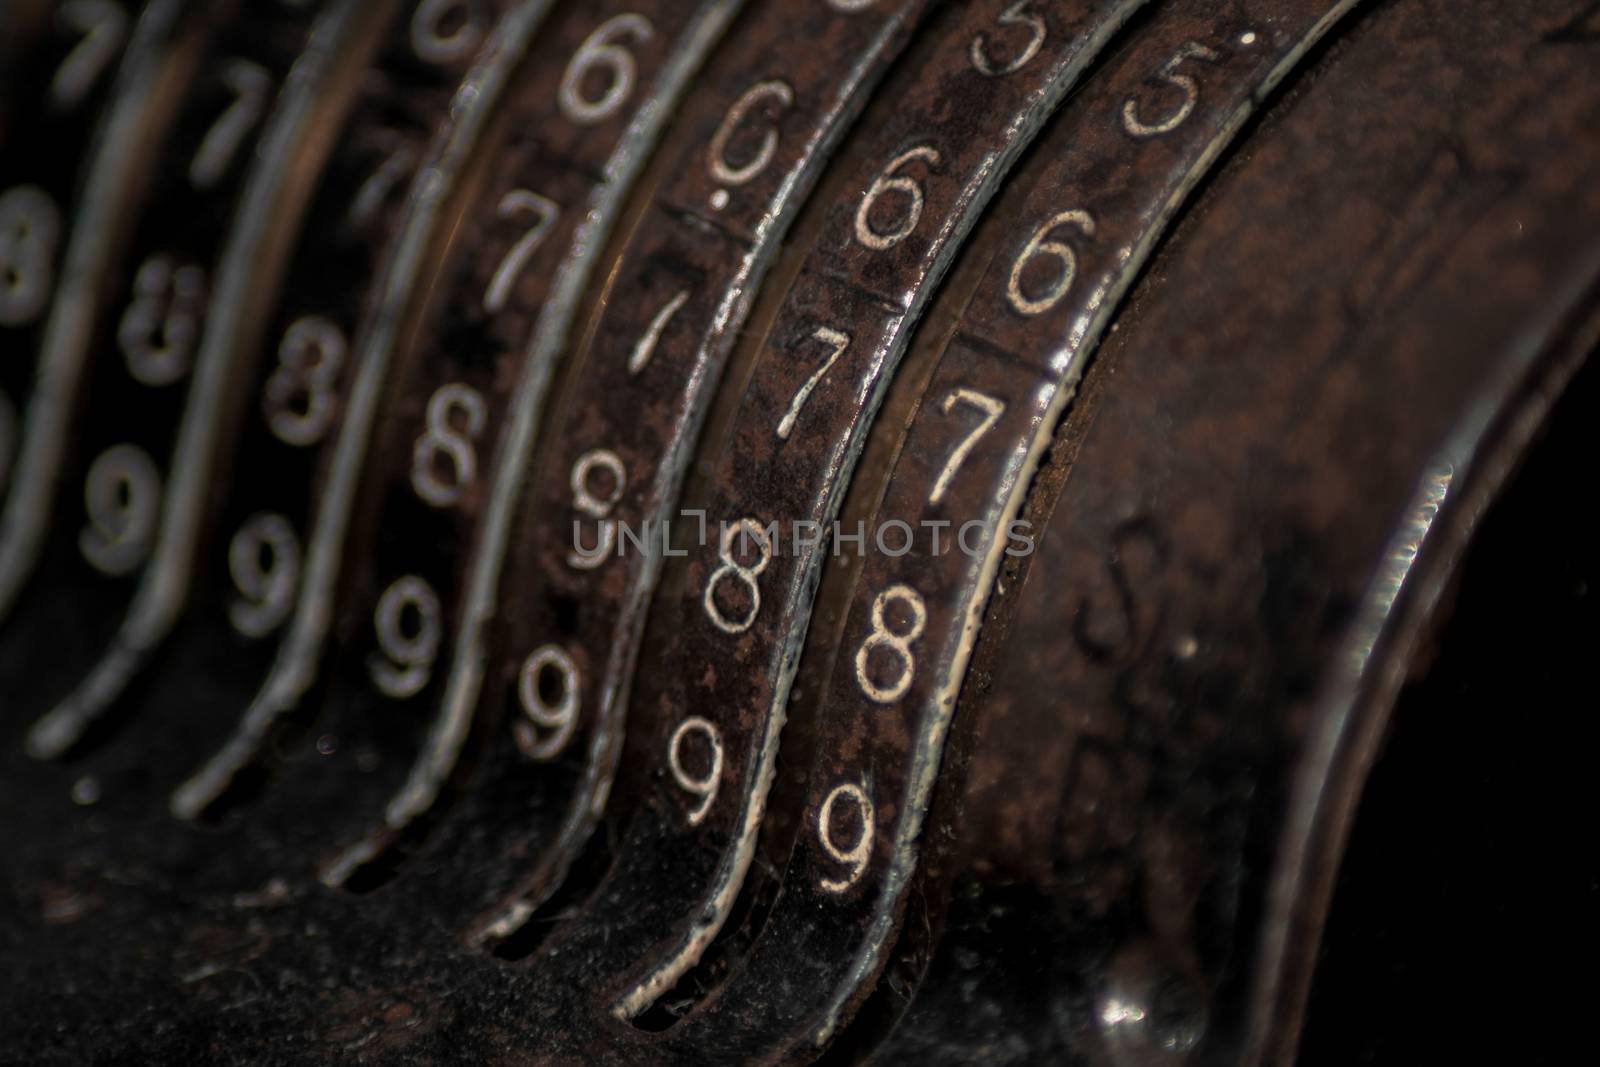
top-left (668, 716), bottom-right (723, 825)
top-left (817, 781), bottom-right (875, 893)
top-left (515, 643), bottom-right (581, 760)
top-left (368, 574), bottom-right (442, 698)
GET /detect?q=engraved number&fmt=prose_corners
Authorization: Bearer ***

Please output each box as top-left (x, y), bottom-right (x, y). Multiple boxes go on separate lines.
top-left (484, 189), bottom-right (560, 314)
top-left (817, 782), bottom-right (874, 893)
top-left (929, 389), bottom-right (1004, 505)
top-left (227, 511), bottom-right (300, 638)
top-left (669, 716), bottom-right (723, 825)
top-left (410, 382), bottom-right (486, 508)
top-left (79, 443), bottom-right (160, 576)
top-left (50, 0), bottom-right (129, 111)
top-left (854, 145), bottom-right (940, 251)
top-left (190, 59), bottom-right (272, 189)
top-left (1122, 42), bottom-right (1220, 138)
top-left (118, 255), bottom-right (206, 386)
top-left (410, 0), bottom-right (485, 64)
top-left (627, 288), bottom-right (689, 375)
top-left (516, 644), bottom-right (580, 759)
top-left (776, 325), bottom-right (849, 440)
top-left (854, 583), bottom-right (926, 704)
top-left (566, 447), bottom-right (626, 569)
top-left (349, 138), bottom-right (416, 226)
top-left (558, 13), bottom-right (653, 125)
top-left (703, 518), bottom-right (771, 634)
top-left (368, 574), bottom-right (441, 698)
top-left (1007, 209), bottom-right (1094, 316)
top-left (264, 315), bottom-right (345, 446)
top-left (970, 1), bottom-right (1046, 76)
top-left (708, 79), bottom-right (794, 187)
top-left (0, 186), bottom-right (61, 326)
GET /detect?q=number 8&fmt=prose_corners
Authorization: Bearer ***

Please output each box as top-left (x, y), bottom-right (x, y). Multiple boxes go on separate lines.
top-left (855, 583), bottom-right (926, 703)
top-left (703, 518), bottom-right (771, 634)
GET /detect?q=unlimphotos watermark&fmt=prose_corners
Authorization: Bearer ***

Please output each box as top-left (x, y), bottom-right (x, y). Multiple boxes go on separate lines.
top-left (568, 511), bottom-right (1035, 569)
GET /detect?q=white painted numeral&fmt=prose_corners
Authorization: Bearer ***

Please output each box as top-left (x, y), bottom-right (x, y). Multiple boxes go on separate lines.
top-left (118, 255), bottom-right (206, 386)
top-left (410, 0), bottom-right (485, 64)
top-left (854, 583), bottom-right (926, 704)
top-left (566, 447), bottom-right (626, 570)
top-left (1007, 209), bottom-right (1094, 316)
top-left (483, 188), bottom-right (560, 314)
top-left (817, 782), bottom-right (874, 893)
top-left (0, 186), bottom-right (61, 326)
top-left (50, 0), bottom-right (129, 111)
top-left (227, 512), bottom-right (300, 638)
top-left (349, 140), bottom-right (416, 226)
top-left (368, 574), bottom-right (441, 698)
top-left (777, 325), bottom-right (850, 440)
top-left (558, 13), bottom-right (653, 125)
top-left (970, 0), bottom-right (1046, 76)
top-left (264, 315), bottom-right (346, 446)
top-left (668, 715), bottom-right (723, 825)
top-left (929, 389), bottom-right (1004, 505)
top-left (626, 288), bottom-right (688, 375)
top-left (854, 145), bottom-right (940, 251)
top-left (707, 79), bottom-right (794, 187)
top-left (410, 382), bottom-right (486, 508)
top-left (189, 59), bottom-right (272, 189)
top-left (79, 443), bottom-right (160, 576)
top-left (517, 643), bottom-right (580, 759)
top-left (703, 517), bottom-right (771, 634)
top-left (1122, 42), bottom-right (1220, 138)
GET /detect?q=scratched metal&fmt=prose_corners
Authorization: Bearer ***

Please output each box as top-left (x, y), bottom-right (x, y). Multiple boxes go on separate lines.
top-left (864, 2), bottom-right (1600, 1063)
top-left (365, 0), bottom-right (936, 934)
top-left (0, 0), bottom-right (332, 740)
top-left (647, 0), bottom-right (1360, 1060)
top-left (467, 0), bottom-right (1151, 1059)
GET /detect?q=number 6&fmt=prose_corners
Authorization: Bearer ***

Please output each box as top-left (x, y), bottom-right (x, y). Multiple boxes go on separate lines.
top-left (854, 145), bottom-right (941, 251)
top-left (1007, 209), bottom-right (1094, 316)
top-left (558, 13), bottom-right (654, 125)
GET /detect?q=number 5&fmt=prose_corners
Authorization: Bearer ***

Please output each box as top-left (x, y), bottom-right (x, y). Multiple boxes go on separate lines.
top-left (970, 1), bottom-right (1046, 77)
top-left (1122, 42), bottom-right (1221, 138)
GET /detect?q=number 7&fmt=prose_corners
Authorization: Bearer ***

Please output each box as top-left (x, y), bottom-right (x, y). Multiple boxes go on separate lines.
top-left (777, 325), bottom-right (850, 440)
top-left (929, 389), bottom-right (1004, 504)
top-left (483, 188), bottom-right (561, 313)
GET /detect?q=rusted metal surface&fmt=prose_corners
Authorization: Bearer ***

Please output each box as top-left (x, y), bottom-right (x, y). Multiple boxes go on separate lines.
top-left (1, 0), bottom-right (1596, 1063)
